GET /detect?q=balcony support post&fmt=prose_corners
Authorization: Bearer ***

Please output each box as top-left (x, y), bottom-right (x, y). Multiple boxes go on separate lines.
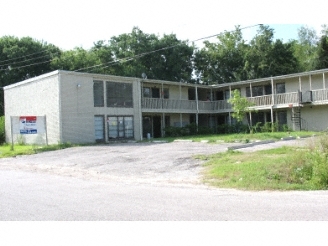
top-left (270, 106), bottom-right (274, 132)
top-left (323, 73), bottom-right (326, 90)
top-left (271, 77), bottom-right (275, 105)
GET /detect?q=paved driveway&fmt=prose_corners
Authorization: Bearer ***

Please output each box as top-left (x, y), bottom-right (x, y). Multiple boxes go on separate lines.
top-left (0, 138), bottom-right (309, 186)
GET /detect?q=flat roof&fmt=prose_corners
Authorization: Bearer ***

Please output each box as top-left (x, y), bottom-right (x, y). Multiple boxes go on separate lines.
top-left (4, 68), bottom-right (328, 90)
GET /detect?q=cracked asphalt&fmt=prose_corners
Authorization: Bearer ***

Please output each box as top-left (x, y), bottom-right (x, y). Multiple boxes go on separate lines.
top-left (0, 138), bottom-right (310, 186)
top-left (1, 137), bottom-right (328, 221)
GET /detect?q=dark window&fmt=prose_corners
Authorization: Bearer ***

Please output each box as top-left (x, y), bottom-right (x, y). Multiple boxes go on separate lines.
top-left (217, 91), bottom-right (224, 100)
top-left (251, 112), bottom-right (265, 125)
top-left (264, 85), bottom-right (272, 95)
top-left (152, 88), bottom-right (160, 98)
top-left (188, 88), bottom-right (196, 100)
top-left (276, 83), bottom-right (286, 94)
top-left (246, 87), bottom-right (251, 97)
top-left (252, 86), bottom-right (263, 97)
top-left (246, 86), bottom-right (265, 97)
top-left (277, 111), bottom-right (287, 125)
top-left (93, 80), bottom-right (104, 107)
top-left (163, 88), bottom-right (169, 99)
top-left (106, 82), bottom-right (133, 108)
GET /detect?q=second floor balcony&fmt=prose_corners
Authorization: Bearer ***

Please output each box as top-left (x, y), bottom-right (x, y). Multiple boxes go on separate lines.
top-left (141, 90), bottom-right (328, 113)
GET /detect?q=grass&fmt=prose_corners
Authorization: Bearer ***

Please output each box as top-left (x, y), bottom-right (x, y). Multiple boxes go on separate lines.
top-left (199, 135), bottom-right (328, 190)
top-left (0, 143), bottom-right (76, 158)
top-left (159, 131), bottom-right (319, 143)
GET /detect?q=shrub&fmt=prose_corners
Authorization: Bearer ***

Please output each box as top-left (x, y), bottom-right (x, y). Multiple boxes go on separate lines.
top-left (309, 136), bottom-right (328, 189)
top-left (0, 116), bottom-right (5, 144)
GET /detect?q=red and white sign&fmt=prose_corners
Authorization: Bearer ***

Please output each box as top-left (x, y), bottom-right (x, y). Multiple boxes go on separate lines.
top-left (19, 116), bottom-right (38, 134)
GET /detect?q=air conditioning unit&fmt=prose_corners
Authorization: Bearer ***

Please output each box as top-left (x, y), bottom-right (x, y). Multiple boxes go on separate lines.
top-left (301, 91), bottom-right (312, 103)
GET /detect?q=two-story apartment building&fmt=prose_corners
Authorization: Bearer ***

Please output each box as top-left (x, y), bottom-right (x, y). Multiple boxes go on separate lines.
top-left (4, 69), bottom-right (328, 144)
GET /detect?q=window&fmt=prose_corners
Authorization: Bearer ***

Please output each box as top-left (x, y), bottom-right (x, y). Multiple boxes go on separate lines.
top-left (246, 86), bottom-right (264, 97)
top-left (143, 87), bottom-right (151, 98)
top-left (224, 90), bottom-right (231, 100)
top-left (93, 80), bottom-right (104, 107)
top-left (107, 116), bottom-right (134, 139)
top-left (94, 115), bottom-right (105, 142)
top-left (276, 83), bottom-right (286, 94)
top-left (106, 82), bottom-right (133, 107)
top-left (163, 88), bottom-right (169, 99)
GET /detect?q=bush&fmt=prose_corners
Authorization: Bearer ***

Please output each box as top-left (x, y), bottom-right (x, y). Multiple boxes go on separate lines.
top-left (283, 135), bottom-right (328, 189)
top-left (0, 116), bottom-right (5, 144)
top-left (309, 136), bottom-right (328, 189)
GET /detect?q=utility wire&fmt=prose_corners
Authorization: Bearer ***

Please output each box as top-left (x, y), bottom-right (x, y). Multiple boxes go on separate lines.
top-left (0, 49), bottom-right (52, 64)
top-left (0, 24), bottom-right (261, 72)
top-left (75, 24), bottom-right (261, 73)
top-left (0, 51), bottom-right (60, 67)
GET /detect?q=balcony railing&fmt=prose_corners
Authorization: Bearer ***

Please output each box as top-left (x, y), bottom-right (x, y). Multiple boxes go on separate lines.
top-left (312, 89), bottom-right (328, 102)
top-left (142, 98), bottom-right (231, 111)
top-left (247, 92), bottom-right (300, 107)
top-left (275, 92), bottom-right (299, 104)
top-left (247, 95), bottom-right (272, 107)
top-left (141, 92), bottom-right (306, 112)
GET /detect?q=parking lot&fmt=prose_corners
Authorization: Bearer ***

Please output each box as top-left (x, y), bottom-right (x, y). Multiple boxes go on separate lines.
top-left (0, 138), bottom-right (310, 186)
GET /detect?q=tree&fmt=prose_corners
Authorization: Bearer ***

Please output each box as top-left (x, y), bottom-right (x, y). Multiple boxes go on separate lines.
top-left (90, 27), bottom-right (195, 82)
top-left (315, 35), bottom-right (328, 69)
top-left (293, 25), bottom-right (319, 71)
top-left (267, 39), bottom-right (299, 75)
top-left (51, 47), bottom-right (100, 72)
top-left (0, 36), bottom-right (60, 115)
top-left (194, 26), bottom-right (248, 84)
top-left (228, 89), bottom-right (254, 131)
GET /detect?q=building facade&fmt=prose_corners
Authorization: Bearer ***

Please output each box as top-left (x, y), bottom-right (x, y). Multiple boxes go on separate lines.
top-left (4, 69), bottom-right (328, 144)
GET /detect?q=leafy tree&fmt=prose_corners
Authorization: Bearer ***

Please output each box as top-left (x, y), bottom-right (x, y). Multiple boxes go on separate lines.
top-left (90, 27), bottom-right (195, 82)
top-left (0, 36), bottom-right (60, 114)
top-left (267, 39), bottom-right (299, 75)
top-left (228, 89), bottom-right (254, 131)
top-left (293, 25), bottom-right (319, 71)
top-left (51, 47), bottom-right (100, 72)
top-left (194, 26), bottom-right (248, 84)
top-left (315, 35), bottom-right (328, 69)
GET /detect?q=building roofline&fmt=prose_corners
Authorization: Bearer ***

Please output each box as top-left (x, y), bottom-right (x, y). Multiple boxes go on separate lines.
top-left (4, 68), bottom-right (328, 90)
top-left (3, 70), bottom-right (60, 90)
top-left (212, 68), bottom-right (328, 88)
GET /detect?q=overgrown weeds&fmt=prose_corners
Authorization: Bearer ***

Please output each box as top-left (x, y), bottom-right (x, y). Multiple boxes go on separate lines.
top-left (201, 135), bottom-right (328, 190)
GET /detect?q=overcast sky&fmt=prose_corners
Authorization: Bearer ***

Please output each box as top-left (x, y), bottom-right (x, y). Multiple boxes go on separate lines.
top-left (1, 0), bottom-right (326, 50)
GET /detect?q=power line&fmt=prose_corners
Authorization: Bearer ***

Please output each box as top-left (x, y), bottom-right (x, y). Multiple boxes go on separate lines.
top-left (0, 51), bottom-right (60, 67)
top-left (0, 49), bottom-right (52, 64)
top-left (0, 24), bottom-right (261, 73)
top-left (76, 24), bottom-right (261, 73)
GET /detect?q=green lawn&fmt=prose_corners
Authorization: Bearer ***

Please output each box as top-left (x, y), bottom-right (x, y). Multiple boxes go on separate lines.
top-left (0, 143), bottom-right (76, 158)
top-left (198, 135), bottom-right (328, 190)
top-left (160, 131), bottom-right (319, 143)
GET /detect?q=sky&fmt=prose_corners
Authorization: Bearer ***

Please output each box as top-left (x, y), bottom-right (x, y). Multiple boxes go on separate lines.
top-left (0, 0), bottom-right (327, 50)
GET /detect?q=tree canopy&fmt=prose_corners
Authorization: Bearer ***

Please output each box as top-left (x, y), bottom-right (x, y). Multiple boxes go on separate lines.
top-left (1, 24), bottom-right (328, 114)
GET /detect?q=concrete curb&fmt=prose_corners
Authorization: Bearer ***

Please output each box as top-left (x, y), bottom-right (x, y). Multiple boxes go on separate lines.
top-left (227, 140), bottom-right (276, 150)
